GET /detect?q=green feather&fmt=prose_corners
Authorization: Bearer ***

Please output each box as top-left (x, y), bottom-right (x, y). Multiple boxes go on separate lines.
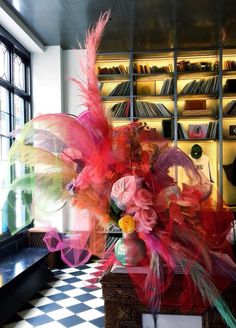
top-left (10, 173), bottom-right (36, 193)
top-left (180, 259), bottom-right (236, 328)
top-left (10, 172), bottom-right (68, 203)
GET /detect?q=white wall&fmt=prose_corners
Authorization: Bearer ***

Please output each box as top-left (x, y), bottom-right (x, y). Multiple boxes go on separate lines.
top-left (31, 47), bottom-right (87, 232)
top-left (31, 46), bottom-right (64, 231)
top-left (32, 46), bottom-right (64, 116)
top-left (63, 49), bottom-right (87, 115)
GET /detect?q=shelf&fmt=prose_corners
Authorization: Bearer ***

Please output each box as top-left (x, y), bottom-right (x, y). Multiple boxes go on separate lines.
top-left (133, 116), bottom-right (173, 120)
top-left (133, 73), bottom-right (173, 80)
top-left (102, 96), bottom-right (130, 101)
top-left (223, 115), bottom-right (236, 119)
top-left (178, 138), bottom-right (217, 142)
top-left (177, 115), bottom-right (216, 120)
top-left (177, 71), bottom-right (218, 79)
top-left (223, 137), bottom-right (236, 141)
top-left (112, 117), bottom-right (130, 121)
top-left (98, 74), bottom-right (130, 81)
top-left (134, 95), bottom-right (173, 100)
top-left (178, 93), bottom-right (218, 99)
top-left (223, 93), bottom-right (236, 99)
top-left (223, 70), bottom-right (236, 76)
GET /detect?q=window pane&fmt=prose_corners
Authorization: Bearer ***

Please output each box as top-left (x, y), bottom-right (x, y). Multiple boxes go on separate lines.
top-left (0, 41), bottom-right (9, 81)
top-left (0, 136), bottom-right (10, 160)
top-left (14, 95), bottom-right (24, 130)
top-left (13, 53), bottom-right (25, 90)
top-left (0, 87), bottom-right (9, 114)
top-left (0, 112), bottom-right (10, 136)
top-left (15, 161), bottom-right (25, 179)
top-left (0, 160), bottom-right (10, 234)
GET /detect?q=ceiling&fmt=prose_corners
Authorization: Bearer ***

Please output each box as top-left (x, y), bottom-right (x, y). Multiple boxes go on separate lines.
top-left (2, 0), bottom-right (236, 52)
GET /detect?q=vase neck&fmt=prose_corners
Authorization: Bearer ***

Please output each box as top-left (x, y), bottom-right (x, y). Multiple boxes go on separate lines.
top-left (123, 231), bottom-right (137, 239)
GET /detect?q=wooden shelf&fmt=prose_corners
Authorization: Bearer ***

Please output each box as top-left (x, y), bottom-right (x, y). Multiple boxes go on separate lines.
top-left (98, 49), bottom-right (236, 206)
top-left (98, 74), bottom-right (130, 81)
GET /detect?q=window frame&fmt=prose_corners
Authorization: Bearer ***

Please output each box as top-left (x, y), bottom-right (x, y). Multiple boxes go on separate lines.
top-left (0, 26), bottom-right (32, 241)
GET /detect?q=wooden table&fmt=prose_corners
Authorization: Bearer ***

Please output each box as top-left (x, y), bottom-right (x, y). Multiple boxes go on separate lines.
top-left (101, 266), bottom-right (236, 328)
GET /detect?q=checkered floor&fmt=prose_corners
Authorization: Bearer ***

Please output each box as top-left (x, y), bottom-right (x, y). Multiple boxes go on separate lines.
top-left (4, 261), bottom-right (105, 328)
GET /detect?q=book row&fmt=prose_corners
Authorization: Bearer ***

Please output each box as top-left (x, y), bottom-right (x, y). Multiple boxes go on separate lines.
top-left (107, 100), bottom-right (236, 118)
top-left (98, 60), bottom-right (236, 76)
top-left (98, 64), bottom-right (128, 75)
top-left (108, 81), bottom-right (130, 96)
top-left (110, 101), bottom-right (130, 117)
top-left (133, 62), bottom-right (173, 74)
top-left (134, 100), bottom-right (172, 118)
top-left (177, 122), bottom-right (218, 139)
top-left (180, 76), bottom-right (219, 95)
top-left (177, 60), bottom-right (218, 72)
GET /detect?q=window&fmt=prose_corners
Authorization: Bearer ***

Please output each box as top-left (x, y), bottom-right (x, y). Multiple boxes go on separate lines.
top-left (0, 28), bottom-right (32, 237)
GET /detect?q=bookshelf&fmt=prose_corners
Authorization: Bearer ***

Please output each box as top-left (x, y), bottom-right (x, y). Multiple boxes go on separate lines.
top-left (222, 49), bottom-right (236, 207)
top-left (96, 48), bottom-right (236, 211)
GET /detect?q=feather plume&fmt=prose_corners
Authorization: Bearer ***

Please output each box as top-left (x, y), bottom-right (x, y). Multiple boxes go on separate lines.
top-left (9, 145), bottom-right (75, 174)
top-left (69, 11), bottom-right (111, 139)
top-left (186, 260), bottom-right (236, 328)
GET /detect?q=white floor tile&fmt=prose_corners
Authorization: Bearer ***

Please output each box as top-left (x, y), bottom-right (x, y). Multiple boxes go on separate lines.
top-left (89, 289), bottom-right (103, 298)
top-left (57, 297), bottom-right (81, 307)
top-left (64, 288), bottom-right (87, 297)
top-left (84, 297), bottom-right (104, 308)
top-left (73, 323), bottom-right (97, 328)
top-left (47, 280), bottom-right (68, 287)
top-left (60, 267), bottom-right (79, 273)
top-left (80, 267), bottom-right (100, 274)
top-left (75, 273), bottom-right (97, 281)
top-left (47, 308), bottom-right (74, 320)
top-left (78, 309), bottom-right (104, 321)
top-left (71, 280), bottom-right (91, 288)
top-left (36, 322), bottom-right (65, 328)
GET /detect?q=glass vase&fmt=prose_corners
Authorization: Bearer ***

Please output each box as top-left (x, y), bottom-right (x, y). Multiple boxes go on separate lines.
top-left (115, 231), bottom-right (146, 266)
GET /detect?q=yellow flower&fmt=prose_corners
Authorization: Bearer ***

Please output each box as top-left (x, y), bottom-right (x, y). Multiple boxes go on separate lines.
top-left (118, 215), bottom-right (136, 233)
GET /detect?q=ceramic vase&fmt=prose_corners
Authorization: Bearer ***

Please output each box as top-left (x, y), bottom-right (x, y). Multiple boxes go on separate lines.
top-left (115, 231), bottom-right (147, 266)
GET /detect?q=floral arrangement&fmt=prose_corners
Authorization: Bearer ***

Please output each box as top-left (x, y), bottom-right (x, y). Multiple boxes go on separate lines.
top-left (7, 11), bottom-right (236, 327)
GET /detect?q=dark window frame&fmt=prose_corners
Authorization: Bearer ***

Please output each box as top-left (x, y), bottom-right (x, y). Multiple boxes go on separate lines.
top-left (0, 25), bottom-right (32, 241)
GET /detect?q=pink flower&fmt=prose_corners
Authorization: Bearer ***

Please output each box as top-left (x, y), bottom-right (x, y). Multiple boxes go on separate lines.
top-left (134, 207), bottom-right (157, 233)
top-left (111, 175), bottom-right (141, 209)
top-left (133, 188), bottom-right (153, 209)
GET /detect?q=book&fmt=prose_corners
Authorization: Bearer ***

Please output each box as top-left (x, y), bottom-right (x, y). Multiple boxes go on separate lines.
top-left (225, 79), bottom-right (236, 92)
top-left (229, 125), bottom-right (236, 136)
top-left (162, 119), bottom-right (173, 138)
top-left (185, 99), bottom-right (206, 110)
top-left (223, 100), bottom-right (236, 115)
top-left (136, 81), bottom-right (155, 95)
top-left (182, 109), bottom-right (212, 116)
top-left (188, 124), bottom-right (208, 139)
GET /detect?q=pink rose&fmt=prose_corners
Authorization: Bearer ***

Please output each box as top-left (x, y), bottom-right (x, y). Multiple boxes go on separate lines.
top-left (133, 188), bottom-right (153, 209)
top-left (111, 175), bottom-right (140, 209)
top-left (134, 207), bottom-right (157, 233)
